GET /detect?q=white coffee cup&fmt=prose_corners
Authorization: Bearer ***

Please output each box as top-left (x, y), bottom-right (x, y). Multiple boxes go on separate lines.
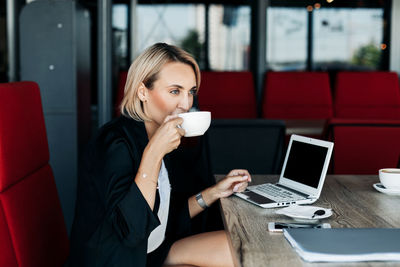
top-left (379, 168), bottom-right (400, 190)
top-left (178, 111), bottom-right (211, 137)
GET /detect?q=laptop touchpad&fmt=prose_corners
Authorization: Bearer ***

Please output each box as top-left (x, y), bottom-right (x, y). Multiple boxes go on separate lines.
top-left (243, 191), bottom-right (275, 204)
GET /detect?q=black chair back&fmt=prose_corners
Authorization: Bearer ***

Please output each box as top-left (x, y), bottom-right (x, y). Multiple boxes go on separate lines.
top-left (206, 119), bottom-right (285, 175)
top-left (397, 155), bottom-right (400, 168)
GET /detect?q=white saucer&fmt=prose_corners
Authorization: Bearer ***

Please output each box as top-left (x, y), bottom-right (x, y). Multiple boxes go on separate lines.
top-left (373, 183), bottom-right (400, 196)
top-left (275, 205), bottom-right (332, 222)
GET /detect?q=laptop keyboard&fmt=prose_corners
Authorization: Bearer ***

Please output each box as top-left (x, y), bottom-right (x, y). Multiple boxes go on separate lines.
top-left (252, 183), bottom-right (304, 202)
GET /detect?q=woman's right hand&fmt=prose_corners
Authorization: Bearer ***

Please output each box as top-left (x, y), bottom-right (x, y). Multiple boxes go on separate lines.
top-left (147, 115), bottom-right (185, 157)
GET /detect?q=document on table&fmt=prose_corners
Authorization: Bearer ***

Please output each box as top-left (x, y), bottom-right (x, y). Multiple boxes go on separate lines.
top-left (283, 228), bottom-right (400, 262)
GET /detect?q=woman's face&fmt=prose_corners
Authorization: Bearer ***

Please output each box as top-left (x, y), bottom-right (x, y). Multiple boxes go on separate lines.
top-left (141, 62), bottom-right (197, 125)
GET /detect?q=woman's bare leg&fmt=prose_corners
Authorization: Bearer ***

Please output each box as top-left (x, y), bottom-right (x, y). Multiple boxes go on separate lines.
top-left (164, 230), bottom-right (235, 267)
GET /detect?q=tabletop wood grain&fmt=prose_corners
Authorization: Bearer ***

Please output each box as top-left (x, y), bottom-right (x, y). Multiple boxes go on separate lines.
top-left (217, 175), bottom-right (400, 267)
top-left (284, 119), bottom-right (326, 136)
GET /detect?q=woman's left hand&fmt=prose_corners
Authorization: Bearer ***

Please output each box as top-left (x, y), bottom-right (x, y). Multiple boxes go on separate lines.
top-left (213, 169), bottom-right (252, 199)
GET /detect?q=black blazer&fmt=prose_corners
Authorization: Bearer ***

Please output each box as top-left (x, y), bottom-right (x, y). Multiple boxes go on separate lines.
top-left (68, 116), bottom-right (221, 267)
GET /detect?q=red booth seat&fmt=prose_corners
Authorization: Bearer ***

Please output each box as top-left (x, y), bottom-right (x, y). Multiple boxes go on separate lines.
top-left (0, 204), bottom-right (17, 266)
top-left (334, 71), bottom-right (400, 119)
top-left (326, 118), bottom-right (400, 174)
top-left (262, 72), bottom-right (333, 119)
top-left (198, 71), bottom-right (257, 118)
top-left (0, 82), bottom-right (69, 267)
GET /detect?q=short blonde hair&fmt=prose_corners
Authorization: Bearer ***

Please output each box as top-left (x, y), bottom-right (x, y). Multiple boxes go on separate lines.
top-left (120, 43), bottom-right (201, 121)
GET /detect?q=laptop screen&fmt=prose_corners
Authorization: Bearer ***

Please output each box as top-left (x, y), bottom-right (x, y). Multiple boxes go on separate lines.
top-left (283, 140), bottom-right (328, 188)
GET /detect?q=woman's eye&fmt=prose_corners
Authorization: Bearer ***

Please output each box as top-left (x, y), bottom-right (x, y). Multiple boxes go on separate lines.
top-left (189, 89), bottom-right (198, 96)
top-left (170, 89), bottom-right (179, 95)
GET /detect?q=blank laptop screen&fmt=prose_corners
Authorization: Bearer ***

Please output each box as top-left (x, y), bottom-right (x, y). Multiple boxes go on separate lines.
top-left (283, 140), bottom-right (328, 188)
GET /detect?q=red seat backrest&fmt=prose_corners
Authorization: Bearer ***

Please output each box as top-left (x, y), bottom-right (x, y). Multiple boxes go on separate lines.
top-left (334, 72), bottom-right (400, 119)
top-left (115, 71), bottom-right (128, 117)
top-left (326, 119), bottom-right (400, 174)
top-left (198, 71), bottom-right (257, 118)
top-left (262, 72), bottom-right (333, 119)
top-left (0, 82), bottom-right (69, 267)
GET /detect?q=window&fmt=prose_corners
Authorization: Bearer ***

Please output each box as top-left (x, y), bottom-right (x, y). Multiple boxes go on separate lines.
top-left (208, 5), bottom-right (251, 71)
top-left (266, 4), bottom-right (386, 71)
top-left (135, 3), bottom-right (250, 71)
top-left (113, 4), bottom-right (129, 69)
top-left (0, 0), bottom-right (7, 82)
top-left (136, 4), bottom-right (205, 68)
top-left (313, 8), bottom-right (384, 70)
top-left (266, 8), bottom-right (308, 71)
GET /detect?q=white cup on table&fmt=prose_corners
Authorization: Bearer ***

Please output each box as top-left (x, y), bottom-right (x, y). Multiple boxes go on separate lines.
top-left (379, 168), bottom-right (400, 190)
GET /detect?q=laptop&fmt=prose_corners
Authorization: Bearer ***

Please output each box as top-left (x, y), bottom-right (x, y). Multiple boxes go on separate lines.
top-left (235, 134), bottom-right (334, 208)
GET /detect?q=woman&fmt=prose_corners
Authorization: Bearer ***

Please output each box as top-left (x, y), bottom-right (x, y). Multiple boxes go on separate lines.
top-left (69, 43), bottom-right (251, 267)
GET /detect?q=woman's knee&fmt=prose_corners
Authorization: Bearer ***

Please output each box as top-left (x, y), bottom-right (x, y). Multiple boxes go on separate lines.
top-left (164, 231), bottom-right (234, 267)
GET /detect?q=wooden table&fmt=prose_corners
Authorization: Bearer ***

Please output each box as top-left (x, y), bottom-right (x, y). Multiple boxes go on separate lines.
top-left (284, 119), bottom-right (326, 136)
top-left (218, 175), bottom-right (400, 267)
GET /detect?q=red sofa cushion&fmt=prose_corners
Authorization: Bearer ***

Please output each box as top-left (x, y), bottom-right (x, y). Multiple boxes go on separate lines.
top-left (263, 72), bottom-right (333, 119)
top-left (0, 82), bottom-right (49, 191)
top-left (198, 71), bottom-right (257, 118)
top-left (334, 72), bottom-right (400, 119)
top-left (0, 204), bottom-right (18, 267)
top-left (1, 165), bottom-right (69, 267)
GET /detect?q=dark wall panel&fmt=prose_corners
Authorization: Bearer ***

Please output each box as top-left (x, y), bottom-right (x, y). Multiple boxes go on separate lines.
top-left (20, 0), bottom-right (91, 236)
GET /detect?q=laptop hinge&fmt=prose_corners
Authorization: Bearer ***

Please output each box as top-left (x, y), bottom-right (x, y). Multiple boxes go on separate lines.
top-left (276, 183), bottom-right (310, 198)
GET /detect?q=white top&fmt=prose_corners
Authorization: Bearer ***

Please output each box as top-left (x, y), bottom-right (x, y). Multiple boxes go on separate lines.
top-left (147, 160), bottom-right (171, 253)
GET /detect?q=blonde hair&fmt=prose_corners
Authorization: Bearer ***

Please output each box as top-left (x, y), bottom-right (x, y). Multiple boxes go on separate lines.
top-left (120, 43), bottom-right (201, 121)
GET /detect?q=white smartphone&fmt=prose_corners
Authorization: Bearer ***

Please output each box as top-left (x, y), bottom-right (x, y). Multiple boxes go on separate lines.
top-left (267, 222), bottom-right (331, 233)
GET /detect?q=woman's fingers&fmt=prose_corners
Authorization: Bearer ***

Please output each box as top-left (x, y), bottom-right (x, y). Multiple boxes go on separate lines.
top-left (171, 117), bottom-right (184, 127)
top-left (223, 175), bottom-right (249, 192)
top-left (164, 117), bottom-right (185, 149)
top-left (164, 116), bottom-right (183, 128)
top-left (227, 169), bottom-right (252, 182)
top-left (232, 183), bottom-right (241, 192)
top-left (233, 182), bottom-right (248, 192)
top-left (222, 175), bottom-right (249, 189)
top-left (168, 118), bottom-right (185, 135)
top-left (176, 127), bottom-right (185, 136)
top-left (227, 169), bottom-right (249, 177)
top-left (150, 116), bottom-right (186, 155)
top-left (215, 171), bottom-right (252, 199)
top-left (163, 114), bottom-right (179, 123)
